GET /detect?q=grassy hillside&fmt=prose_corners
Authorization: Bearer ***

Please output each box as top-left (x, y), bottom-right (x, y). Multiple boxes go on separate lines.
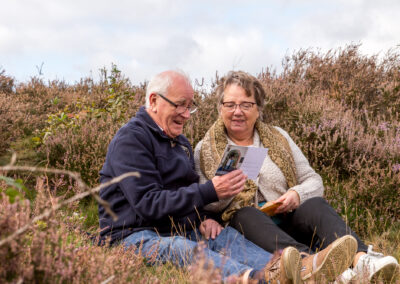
top-left (1, 45), bottom-right (399, 283)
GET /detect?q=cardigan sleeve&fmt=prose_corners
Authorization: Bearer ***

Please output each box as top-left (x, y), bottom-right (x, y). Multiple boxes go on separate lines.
top-left (194, 140), bottom-right (209, 185)
top-left (274, 127), bottom-right (324, 203)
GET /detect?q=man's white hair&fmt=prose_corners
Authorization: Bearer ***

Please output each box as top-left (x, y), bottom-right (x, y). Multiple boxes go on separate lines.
top-left (145, 70), bottom-right (191, 108)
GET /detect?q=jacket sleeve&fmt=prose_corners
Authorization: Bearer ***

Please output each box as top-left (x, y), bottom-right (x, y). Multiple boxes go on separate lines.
top-left (107, 127), bottom-right (218, 221)
top-left (194, 140), bottom-right (233, 213)
top-left (274, 127), bottom-right (324, 203)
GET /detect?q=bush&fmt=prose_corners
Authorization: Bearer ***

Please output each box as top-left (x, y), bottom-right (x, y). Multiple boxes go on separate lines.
top-left (1, 48), bottom-right (400, 282)
top-left (0, 177), bottom-right (189, 283)
top-left (0, 69), bottom-right (14, 94)
top-left (257, 44), bottom-right (400, 234)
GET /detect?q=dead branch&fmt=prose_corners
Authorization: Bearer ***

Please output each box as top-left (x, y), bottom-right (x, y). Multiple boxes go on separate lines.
top-left (101, 275), bottom-right (115, 284)
top-left (0, 162), bottom-right (140, 248)
top-left (1, 156), bottom-right (123, 220)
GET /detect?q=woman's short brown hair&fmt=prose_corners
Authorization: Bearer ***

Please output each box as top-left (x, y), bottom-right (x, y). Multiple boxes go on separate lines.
top-left (216, 70), bottom-right (266, 114)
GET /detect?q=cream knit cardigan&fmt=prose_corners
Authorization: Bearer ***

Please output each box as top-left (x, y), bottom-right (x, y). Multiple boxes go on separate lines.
top-left (194, 126), bottom-right (324, 212)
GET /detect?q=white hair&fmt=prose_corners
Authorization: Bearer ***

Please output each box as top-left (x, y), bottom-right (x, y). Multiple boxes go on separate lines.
top-left (145, 70), bottom-right (191, 108)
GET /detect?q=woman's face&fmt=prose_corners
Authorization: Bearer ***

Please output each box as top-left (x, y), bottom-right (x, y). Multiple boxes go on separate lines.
top-left (220, 84), bottom-right (259, 138)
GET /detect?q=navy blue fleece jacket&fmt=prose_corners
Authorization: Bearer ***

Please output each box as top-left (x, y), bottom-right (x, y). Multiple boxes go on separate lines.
top-left (98, 106), bottom-right (218, 244)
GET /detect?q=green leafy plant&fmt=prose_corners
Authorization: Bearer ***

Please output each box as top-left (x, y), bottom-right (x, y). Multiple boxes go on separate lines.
top-left (0, 175), bottom-right (33, 202)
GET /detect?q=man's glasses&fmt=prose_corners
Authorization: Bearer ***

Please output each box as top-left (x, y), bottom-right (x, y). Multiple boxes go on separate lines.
top-left (221, 102), bottom-right (257, 112)
top-left (157, 93), bottom-right (197, 114)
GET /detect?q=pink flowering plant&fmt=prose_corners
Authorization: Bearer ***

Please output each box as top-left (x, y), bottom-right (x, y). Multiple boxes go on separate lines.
top-left (1, 45), bottom-right (400, 283)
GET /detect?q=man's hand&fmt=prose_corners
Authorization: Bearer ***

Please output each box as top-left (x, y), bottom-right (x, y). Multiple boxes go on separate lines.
top-left (211, 170), bottom-right (247, 199)
top-left (274, 190), bottom-right (300, 214)
top-left (199, 219), bottom-right (223, 240)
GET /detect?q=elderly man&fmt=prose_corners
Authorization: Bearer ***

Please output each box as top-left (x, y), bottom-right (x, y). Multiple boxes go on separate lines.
top-left (98, 70), bottom-right (306, 283)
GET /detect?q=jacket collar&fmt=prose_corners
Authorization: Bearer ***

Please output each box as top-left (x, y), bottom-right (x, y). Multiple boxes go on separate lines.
top-left (135, 106), bottom-right (187, 145)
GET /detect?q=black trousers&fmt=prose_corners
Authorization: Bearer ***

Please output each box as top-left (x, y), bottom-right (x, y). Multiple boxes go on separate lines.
top-left (229, 197), bottom-right (368, 254)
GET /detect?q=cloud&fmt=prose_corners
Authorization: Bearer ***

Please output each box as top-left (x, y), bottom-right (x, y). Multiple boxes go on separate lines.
top-left (189, 28), bottom-right (276, 74)
top-left (1, 0), bottom-right (399, 85)
top-left (284, 0), bottom-right (400, 53)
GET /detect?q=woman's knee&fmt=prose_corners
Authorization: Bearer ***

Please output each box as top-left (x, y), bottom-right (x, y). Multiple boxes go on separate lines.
top-left (295, 197), bottom-right (333, 220)
top-left (301, 196), bottom-right (327, 210)
top-left (230, 206), bottom-right (273, 229)
top-left (231, 206), bottom-right (262, 224)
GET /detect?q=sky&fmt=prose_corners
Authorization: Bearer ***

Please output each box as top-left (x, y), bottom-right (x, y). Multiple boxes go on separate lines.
top-left (1, 0), bottom-right (399, 88)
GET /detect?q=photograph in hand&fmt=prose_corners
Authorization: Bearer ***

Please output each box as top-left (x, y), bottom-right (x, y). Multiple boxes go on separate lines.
top-left (216, 147), bottom-right (244, 175)
top-left (215, 145), bottom-right (268, 181)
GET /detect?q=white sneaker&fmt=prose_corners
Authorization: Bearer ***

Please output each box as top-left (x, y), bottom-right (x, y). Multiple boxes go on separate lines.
top-left (353, 245), bottom-right (400, 282)
top-left (335, 268), bottom-right (357, 284)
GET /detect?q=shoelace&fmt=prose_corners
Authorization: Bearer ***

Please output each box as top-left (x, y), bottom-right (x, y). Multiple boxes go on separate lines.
top-left (265, 255), bottom-right (281, 281)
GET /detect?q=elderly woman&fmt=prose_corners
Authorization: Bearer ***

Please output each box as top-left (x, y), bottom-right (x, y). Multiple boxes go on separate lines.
top-left (194, 71), bottom-right (399, 283)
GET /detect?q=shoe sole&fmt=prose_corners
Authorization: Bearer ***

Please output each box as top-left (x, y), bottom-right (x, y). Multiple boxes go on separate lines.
top-left (282, 247), bottom-right (302, 284)
top-left (370, 262), bottom-right (400, 283)
top-left (302, 235), bottom-right (358, 282)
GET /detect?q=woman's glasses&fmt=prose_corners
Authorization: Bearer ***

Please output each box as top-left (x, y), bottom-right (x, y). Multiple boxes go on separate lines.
top-left (221, 102), bottom-right (257, 112)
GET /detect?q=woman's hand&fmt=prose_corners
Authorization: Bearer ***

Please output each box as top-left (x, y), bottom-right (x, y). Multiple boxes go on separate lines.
top-left (275, 190), bottom-right (300, 214)
top-left (199, 219), bottom-right (223, 240)
top-left (211, 169), bottom-right (247, 199)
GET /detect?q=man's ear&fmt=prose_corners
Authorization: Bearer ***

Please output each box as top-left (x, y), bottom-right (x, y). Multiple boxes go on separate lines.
top-left (149, 93), bottom-right (158, 112)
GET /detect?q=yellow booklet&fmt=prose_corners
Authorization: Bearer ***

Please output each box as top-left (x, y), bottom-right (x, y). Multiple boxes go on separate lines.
top-left (259, 201), bottom-right (283, 216)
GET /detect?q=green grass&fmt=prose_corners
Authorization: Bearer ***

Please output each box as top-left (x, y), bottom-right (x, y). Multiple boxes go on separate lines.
top-left (2, 48), bottom-right (400, 282)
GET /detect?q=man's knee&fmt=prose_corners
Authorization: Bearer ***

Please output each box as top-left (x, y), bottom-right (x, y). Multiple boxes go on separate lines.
top-left (220, 225), bottom-right (241, 237)
top-left (140, 235), bottom-right (198, 265)
top-left (123, 230), bottom-right (157, 251)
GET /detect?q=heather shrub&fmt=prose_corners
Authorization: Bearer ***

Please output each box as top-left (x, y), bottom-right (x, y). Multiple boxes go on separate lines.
top-left (184, 91), bottom-right (220, 146)
top-left (0, 176), bottom-right (190, 283)
top-left (42, 116), bottom-right (122, 187)
top-left (0, 191), bottom-right (31, 281)
top-left (0, 69), bottom-right (14, 94)
top-left (37, 65), bottom-right (146, 187)
top-left (258, 45), bottom-right (400, 235)
top-left (1, 46), bottom-right (400, 283)
top-left (0, 76), bottom-right (80, 162)
top-left (35, 48), bottom-right (400, 233)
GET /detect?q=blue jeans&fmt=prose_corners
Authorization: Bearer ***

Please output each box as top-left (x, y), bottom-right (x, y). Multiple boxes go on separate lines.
top-left (122, 226), bottom-right (272, 280)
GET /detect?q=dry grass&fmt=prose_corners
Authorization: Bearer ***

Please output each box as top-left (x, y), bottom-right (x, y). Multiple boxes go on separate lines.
top-left (1, 46), bottom-right (400, 283)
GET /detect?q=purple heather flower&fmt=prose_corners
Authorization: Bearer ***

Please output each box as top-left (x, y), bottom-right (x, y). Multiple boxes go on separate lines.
top-left (395, 136), bottom-right (400, 146)
top-left (378, 122), bottom-right (389, 131)
top-left (392, 163), bottom-right (400, 173)
top-left (308, 125), bottom-right (316, 132)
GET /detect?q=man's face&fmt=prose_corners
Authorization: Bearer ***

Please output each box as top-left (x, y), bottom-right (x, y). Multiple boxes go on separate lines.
top-left (149, 76), bottom-right (194, 138)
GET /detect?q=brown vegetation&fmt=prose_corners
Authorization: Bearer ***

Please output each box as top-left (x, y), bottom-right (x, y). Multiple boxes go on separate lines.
top-left (0, 45), bottom-right (399, 283)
